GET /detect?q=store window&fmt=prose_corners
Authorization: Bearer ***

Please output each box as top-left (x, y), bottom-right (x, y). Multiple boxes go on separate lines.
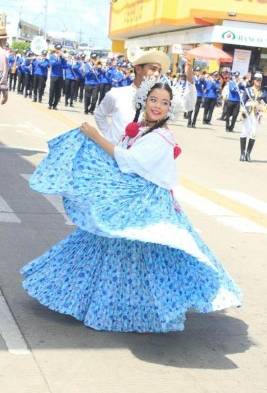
top-left (259, 49), bottom-right (267, 76)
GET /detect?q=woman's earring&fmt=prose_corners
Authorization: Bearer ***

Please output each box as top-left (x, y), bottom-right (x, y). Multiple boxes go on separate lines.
top-left (141, 111), bottom-right (146, 123)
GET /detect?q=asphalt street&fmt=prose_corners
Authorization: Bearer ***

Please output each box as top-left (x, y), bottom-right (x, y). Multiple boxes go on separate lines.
top-left (0, 91), bottom-right (266, 393)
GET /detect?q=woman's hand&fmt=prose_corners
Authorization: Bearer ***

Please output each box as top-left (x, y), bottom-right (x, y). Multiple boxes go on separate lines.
top-left (80, 122), bottom-right (115, 157)
top-left (80, 122), bottom-right (99, 141)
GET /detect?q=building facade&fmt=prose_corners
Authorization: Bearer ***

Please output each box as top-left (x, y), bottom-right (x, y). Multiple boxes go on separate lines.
top-left (109, 0), bottom-right (267, 77)
top-left (6, 17), bottom-right (43, 44)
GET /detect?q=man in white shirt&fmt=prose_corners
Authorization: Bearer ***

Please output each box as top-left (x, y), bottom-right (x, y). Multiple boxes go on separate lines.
top-left (94, 50), bottom-right (170, 144)
top-left (0, 15), bottom-right (8, 105)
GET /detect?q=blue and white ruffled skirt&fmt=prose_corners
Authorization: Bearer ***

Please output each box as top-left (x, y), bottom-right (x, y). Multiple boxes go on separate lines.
top-left (21, 128), bottom-right (241, 332)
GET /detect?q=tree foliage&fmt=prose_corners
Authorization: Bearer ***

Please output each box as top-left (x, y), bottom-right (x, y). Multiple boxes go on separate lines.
top-left (11, 40), bottom-right (30, 52)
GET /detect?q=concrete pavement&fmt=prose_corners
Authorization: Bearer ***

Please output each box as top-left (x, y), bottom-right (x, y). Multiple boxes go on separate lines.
top-left (0, 91), bottom-right (266, 393)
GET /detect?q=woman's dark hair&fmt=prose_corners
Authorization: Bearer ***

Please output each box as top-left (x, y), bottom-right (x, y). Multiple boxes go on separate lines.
top-left (148, 82), bottom-right (173, 100)
top-left (133, 82), bottom-right (173, 134)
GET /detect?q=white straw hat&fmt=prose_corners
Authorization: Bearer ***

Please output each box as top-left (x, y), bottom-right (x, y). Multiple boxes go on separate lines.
top-left (0, 14), bottom-right (7, 39)
top-left (132, 49), bottom-right (170, 74)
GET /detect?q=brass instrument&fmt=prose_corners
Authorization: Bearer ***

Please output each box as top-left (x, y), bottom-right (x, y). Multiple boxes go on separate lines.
top-left (242, 87), bottom-right (267, 120)
top-left (30, 36), bottom-right (48, 56)
top-left (11, 62), bottom-right (17, 74)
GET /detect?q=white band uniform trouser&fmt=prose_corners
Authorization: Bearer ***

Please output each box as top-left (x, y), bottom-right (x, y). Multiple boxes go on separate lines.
top-left (240, 113), bottom-right (259, 140)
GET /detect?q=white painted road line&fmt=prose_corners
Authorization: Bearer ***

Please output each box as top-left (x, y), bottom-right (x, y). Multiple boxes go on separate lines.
top-left (0, 291), bottom-right (30, 355)
top-left (0, 122), bottom-right (46, 136)
top-left (175, 186), bottom-right (267, 234)
top-left (174, 186), bottom-right (235, 216)
top-left (218, 216), bottom-right (267, 234)
top-left (216, 189), bottom-right (267, 214)
top-left (21, 174), bottom-right (73, 226)
top-left (0, 196), bottom-right (21, 223)
top-left (0, 145), bottom-right (47, 153)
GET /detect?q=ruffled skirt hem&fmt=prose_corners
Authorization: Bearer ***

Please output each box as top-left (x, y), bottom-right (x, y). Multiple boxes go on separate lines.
top-left (21, 229), bottom-right (241, 333)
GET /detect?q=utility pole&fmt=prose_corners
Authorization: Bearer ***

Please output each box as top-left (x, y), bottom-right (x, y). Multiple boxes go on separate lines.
top-left (78, 17), bottom-right (83, 45)
top-left (79, 29), bottom-right (83, 46)
top-left (43, 0), bottom-right (48, 39)
top-left (17, 4), bottom-right (23, 39)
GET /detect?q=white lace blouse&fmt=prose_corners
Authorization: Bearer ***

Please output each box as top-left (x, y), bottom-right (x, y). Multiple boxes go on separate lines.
top-left (114, 128), bottom-right (178, 190)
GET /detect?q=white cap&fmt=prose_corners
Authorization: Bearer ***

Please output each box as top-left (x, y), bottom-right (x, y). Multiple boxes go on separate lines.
top-left (254, 72), bottom-right (263, 79)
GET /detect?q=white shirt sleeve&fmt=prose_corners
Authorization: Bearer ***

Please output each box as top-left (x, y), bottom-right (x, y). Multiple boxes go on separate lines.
top-left (114, 130), bottom-right (177, 190)
top-left (94, 89), bottom-right (116, 136)
top-left (176, 82), bottom-right (197, 113)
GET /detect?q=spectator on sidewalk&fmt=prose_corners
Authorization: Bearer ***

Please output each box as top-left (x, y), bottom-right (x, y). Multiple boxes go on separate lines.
top-left (0, 16), bottom-right (8, 105)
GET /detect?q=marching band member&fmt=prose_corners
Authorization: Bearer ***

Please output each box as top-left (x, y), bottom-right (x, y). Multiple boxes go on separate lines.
top-left (73, 54), bottom-right (85, 103)
top-left (187, 67), bottom-right (206, 128)
top-left (203, 72), bottom-right (221, 125)
top-left (83, 53), bottom-right (100, 115)
top-left (48, 44), bottom-right (67, 110)
top-left (225, 72), bottom-right (244, 132)
top-left (17, 50), bottom-right (26, 95)
top-left (23, 51), bottom-right (34, 98)
top-left (97, 60), bottom-right (111, 104)
top-left (32, 50), bottom-right (49, 103)
top-left (239, 72), bottom-right (267, 162)
top-left (118, 62), bottom-right (133, 87)
top-left (64, 52), bottom-right (80, 107)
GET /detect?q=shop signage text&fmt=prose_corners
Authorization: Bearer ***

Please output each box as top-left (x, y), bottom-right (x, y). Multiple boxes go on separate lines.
top-left (221, 28), bottom-right (267, 47)
top-left (235, 0), bottom-right (267, 3)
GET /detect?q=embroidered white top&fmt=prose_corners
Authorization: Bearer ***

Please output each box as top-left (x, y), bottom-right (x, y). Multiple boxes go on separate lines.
top-left (94, 84), bottom-right (137, 145)
top-left (114, 128), bottom-right (177, 190)
top-left (95, 82), bottom-right (196, 145)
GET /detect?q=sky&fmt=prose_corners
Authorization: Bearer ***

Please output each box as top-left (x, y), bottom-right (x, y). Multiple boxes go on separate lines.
top-left (0, 0), bottom-right (111, 48)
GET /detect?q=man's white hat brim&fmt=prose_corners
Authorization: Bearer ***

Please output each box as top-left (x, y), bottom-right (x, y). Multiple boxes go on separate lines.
top-left (132, 50), bottom-right (170, 74)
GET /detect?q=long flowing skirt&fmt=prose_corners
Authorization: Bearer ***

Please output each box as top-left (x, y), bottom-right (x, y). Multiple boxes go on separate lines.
top-left (21, 129), bottom-right (241, 332)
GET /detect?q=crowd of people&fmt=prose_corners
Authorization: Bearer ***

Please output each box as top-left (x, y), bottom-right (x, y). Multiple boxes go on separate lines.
top-left (187, 67), bottom-right (267, 161)
top-left (185, 68), bottom-right (264, 131)
top-left (2, 41), bottom-right (267, 163)
top-left (6, 43), bottom-right (134, 113)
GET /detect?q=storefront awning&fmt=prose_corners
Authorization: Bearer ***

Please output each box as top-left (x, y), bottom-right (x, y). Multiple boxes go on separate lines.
top-left (126, 24), bottom-right (267, 50)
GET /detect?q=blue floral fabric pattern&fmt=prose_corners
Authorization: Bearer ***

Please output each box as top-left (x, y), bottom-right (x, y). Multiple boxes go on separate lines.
top-left (21, 128), bottom-right (242, 332)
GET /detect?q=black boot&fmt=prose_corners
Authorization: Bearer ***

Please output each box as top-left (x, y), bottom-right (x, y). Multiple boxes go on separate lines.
top-left (245, 139), bottom-right (255, 162)
top-left (240, 137), bottom-right (247, 161)
top-left (226, 118), bottom-right (230, 132)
